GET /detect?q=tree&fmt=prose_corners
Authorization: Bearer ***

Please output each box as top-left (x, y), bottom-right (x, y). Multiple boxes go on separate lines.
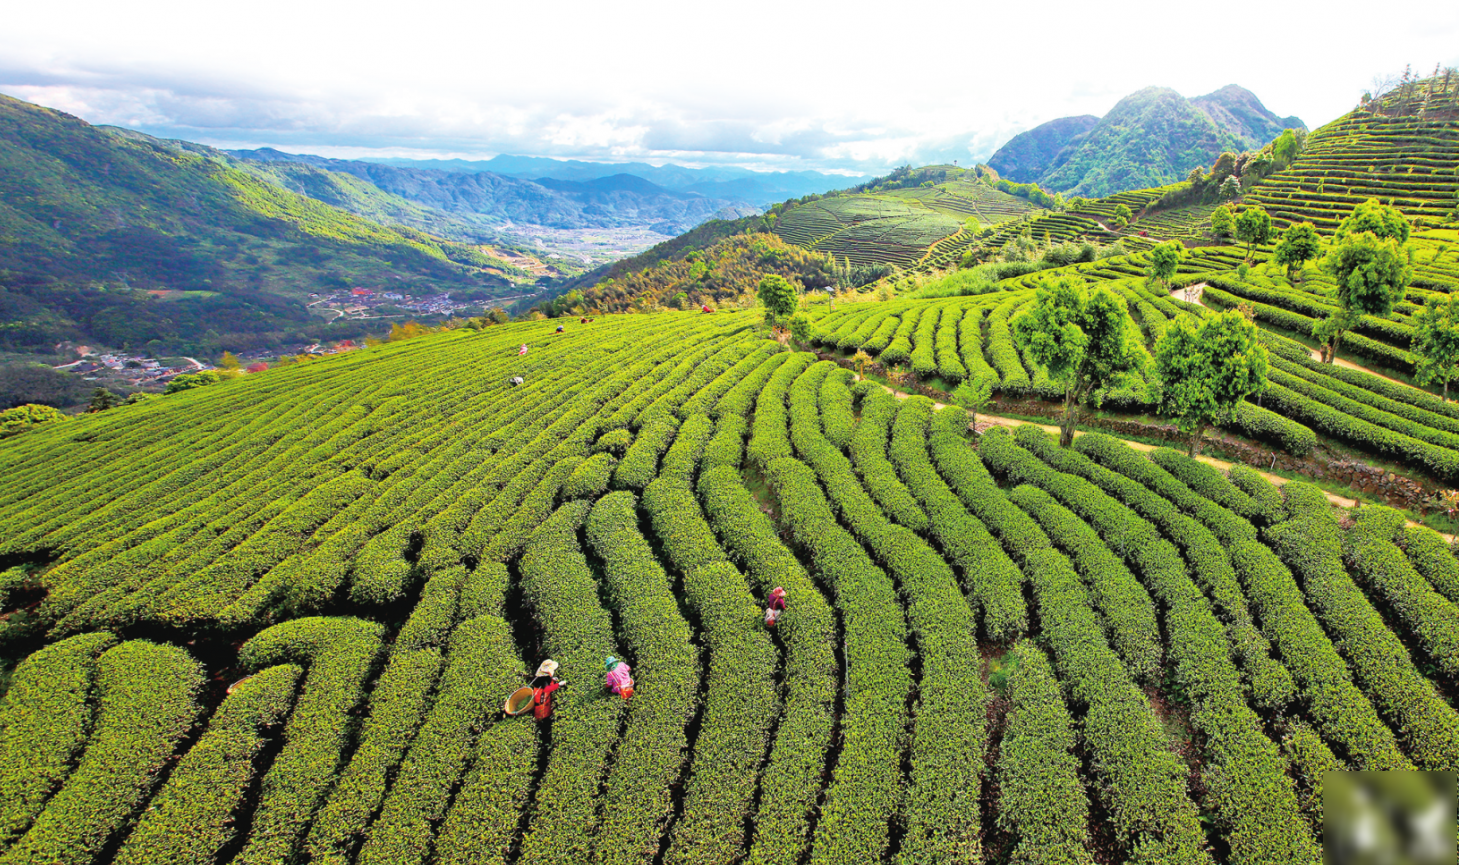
top-left (1272, 128), bottom-right (1302, 168)
top-left (757, 274), bottom-right (798, 327)
top-left (1110, 204), bottom-right (1132, 230)
top-left (1319, 228), bottom-right (1413, 363)
top-left (1218, 176), bottom-right (1243, 202)
top-left (853, 350), bottom-right (872, 381)
top-left (219, 351), bottom-right (240, 370)
top-left (1414, 295), bottom-right (1459, 401)
top-left (1210, 205), bottom-right (1234, 238)
top-left (951, 376), bottom-right (993, 425)
top-left (1338, 197), bottom-right (1411, 243)
top-left (164, 370), bottom-right (223, 395)
top-left (1211, 151), bottom-right (1238, 183)
top-left (789, 313), bottom-right (811, 346)
top-left (1146, 240), bottom-right (1187, 290)
top-left (0, 403), bottom-right (68, 439)
top-left (1153, 309), bottom-right (1269, 456)
top-left (1272, 222), bottom-right (1322, 281)
top-left (1234, 205), bottom-right (1271, 262)
top-left (88, 388), bottom-right (121, 413)
top-left (1012, 278), bottom-right (1146, 447)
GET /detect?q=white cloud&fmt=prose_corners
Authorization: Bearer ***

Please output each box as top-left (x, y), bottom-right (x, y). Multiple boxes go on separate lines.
top-left (2, 0), bottom-right (1457, 173)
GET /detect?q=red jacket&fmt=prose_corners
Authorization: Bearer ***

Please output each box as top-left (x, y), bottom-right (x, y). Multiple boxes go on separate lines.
top-left (533, 680), bottom-right (562, 720)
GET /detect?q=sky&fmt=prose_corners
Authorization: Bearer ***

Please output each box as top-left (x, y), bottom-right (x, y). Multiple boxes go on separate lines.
top-left (3, 0), bottom-right (1457, 175)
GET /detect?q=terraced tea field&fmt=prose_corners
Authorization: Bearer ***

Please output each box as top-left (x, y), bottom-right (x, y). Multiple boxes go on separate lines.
top-left (4, 280), bottom-right (1459, 865)
top-left (773, 177), bottom-right (1040, 268)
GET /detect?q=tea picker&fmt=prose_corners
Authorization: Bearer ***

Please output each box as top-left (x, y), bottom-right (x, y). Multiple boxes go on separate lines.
top-left (505, 659), bottom-right (568, 720)
top-left (604, 656), bottom-right (634, 700)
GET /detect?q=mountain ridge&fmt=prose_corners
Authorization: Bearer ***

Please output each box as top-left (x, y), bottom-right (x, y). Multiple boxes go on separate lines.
top-left (990, 84), bottom-right (1304, 197)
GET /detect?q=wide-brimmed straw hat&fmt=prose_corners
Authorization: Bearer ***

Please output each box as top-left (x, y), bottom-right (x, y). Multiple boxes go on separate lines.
top-left (535, 659), bottom-right (559, 678)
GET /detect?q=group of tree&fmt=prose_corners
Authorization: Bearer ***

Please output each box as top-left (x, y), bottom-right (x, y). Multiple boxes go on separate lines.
top-left (1014, 276), bottom-right (1268, 456)
top-left (1157, 130), bottom-right (1307, 212)
top-left (1009, 195), bottom-right (1459, 455)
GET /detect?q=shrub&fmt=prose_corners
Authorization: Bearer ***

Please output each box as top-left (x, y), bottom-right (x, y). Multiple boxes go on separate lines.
top-left (0, 632), bottom-right (118, 849)
top-left (234, 617), bottom-right (387, 865)
top-left (996, 641), bottom-right (1096, 865)
top-left (4, 640), bottom-right (205, 865)
top-left (116, 664), bottom-right (301, 865)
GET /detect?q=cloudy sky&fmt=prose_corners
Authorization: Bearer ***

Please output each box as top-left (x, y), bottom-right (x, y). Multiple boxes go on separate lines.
top-left (4, 0), bottom-right (1457, 175)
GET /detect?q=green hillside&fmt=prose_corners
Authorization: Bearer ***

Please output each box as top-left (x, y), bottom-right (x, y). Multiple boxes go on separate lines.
top-left (0, 94), bottom-right (521, 357)
top-left (991, 85), bottom-right (1305, 198)
top-left (7, 71), bottom-right (1459, 865)
top-left (4, 273), bottom-right (1458, 862)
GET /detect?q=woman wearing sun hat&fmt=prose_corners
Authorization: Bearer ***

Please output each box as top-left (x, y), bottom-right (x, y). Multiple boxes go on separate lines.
top-left (603, 656), bottom-right (634, 700)
top-left (531, 659), bottom-right (568, 720)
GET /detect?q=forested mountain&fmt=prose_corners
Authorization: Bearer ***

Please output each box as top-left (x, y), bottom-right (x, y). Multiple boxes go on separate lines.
top-left (986, 115), bottom-right (1098, 183)
top-left (367, 153), bottom-right (872, 205)
top-left (0, 94), bottom-right (517, 356)
top-left (229, 148), bottom-right (761, 235)
top-left (991, 84), bottom-right (1304, 196)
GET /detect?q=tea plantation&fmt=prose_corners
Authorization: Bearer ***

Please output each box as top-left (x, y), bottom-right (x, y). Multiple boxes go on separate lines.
top-left (6, 76), bottom-right (1459, 865)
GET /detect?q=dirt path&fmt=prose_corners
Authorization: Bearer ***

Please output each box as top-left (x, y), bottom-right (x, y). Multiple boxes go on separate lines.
top-left (881, 384), bottom-right (1447, 538)
top-left (1305, 347), bottom-right (1421, 392)
top-left (1169, 283), bottom-right (1208, 309)
top-left (1165, 285), bottom-right (1423, 394)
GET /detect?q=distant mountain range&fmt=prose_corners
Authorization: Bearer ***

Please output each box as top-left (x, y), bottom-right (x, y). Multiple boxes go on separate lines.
top-left (989, 84), bottom-right (1304, 197)
top-left (227, 148), bottom-right (764, 236)
top-left (0, 93), bottom-right (523, 358)
top-left (365, 154), bottom-right (872, 206)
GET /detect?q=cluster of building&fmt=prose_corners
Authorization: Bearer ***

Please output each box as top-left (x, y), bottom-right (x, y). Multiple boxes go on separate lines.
top-left (53, 350), bottom-right (210, 387)
top-left (307, 289), bottom-right (482, 319)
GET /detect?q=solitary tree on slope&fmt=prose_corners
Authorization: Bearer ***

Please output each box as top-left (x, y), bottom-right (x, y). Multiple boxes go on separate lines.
top-left (1153, 309), bottom-right (1269, 456)
top-left (1147, 240), bottom-right (1187, 292)
top-left (1272, 222), bottom-right (1322, 282)
top-left (1414, 294), bottom-right (1459, 401)
top-left (1317, 199), bottom-right (1413, 364)
top-left (1013, 277), bottom-right (1146, 447)
top-left (757, 274), bottom-right (798, 329)
top-left (1210, 205), bottom-right (1234, 239)
top-left (1235, 205), bottom-right (1272, 263)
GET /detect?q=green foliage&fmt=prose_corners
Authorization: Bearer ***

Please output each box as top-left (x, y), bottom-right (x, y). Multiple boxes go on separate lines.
top-left (1414, 294), bottom-right (1459, 399)
top-left (1146, 239), bottom-right (1186, 288)
top-left (0, 632), bottom-right (118, 850)
top-left (1235, 205), bottom-right (1272, 262)
top-left (757, 273), bottom-right (799, 323)
top-left (1337, 197), bottom-right (1412, 244)
top-left (115, 664), bottom-right (301, 865)
top-left (1273, 222), bottom-right (1321, 279)
top-left (0, 403), bottom-right (67, 438)
top-left (995, 641), bottom-right (1096, 865)
top-left (1153, 309), bottom-right (1269, 454)
top-left (163, 370), bottom-right (222, 394)
top-left (1013, 278), bottom-right (1145, 444)
top-left (789, 311), bottom-right (811, 344)
top-left (2, 640), bottom-right (205, 865)
top-left (1211, 204), bottom-right (1234, 237)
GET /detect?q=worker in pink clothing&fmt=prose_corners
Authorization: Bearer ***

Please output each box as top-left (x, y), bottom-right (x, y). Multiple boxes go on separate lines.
top-left (765, 586), bottom-right (787, 627)
top-left (604, 656), bottom-right (634, 700)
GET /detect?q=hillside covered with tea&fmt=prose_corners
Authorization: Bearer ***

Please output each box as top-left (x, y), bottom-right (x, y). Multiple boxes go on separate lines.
top-left (4, 72), bottom-right (1459, 865)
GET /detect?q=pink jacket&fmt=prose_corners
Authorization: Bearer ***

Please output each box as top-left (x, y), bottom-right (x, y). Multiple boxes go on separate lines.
top-left (605, 662), bottom-right (634, 693)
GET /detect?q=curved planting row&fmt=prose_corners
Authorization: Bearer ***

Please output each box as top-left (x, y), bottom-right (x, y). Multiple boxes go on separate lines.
top-left (785, 370), bottom-right (988, 861)
top-left (985, 429), bottom-right (1318, 863)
